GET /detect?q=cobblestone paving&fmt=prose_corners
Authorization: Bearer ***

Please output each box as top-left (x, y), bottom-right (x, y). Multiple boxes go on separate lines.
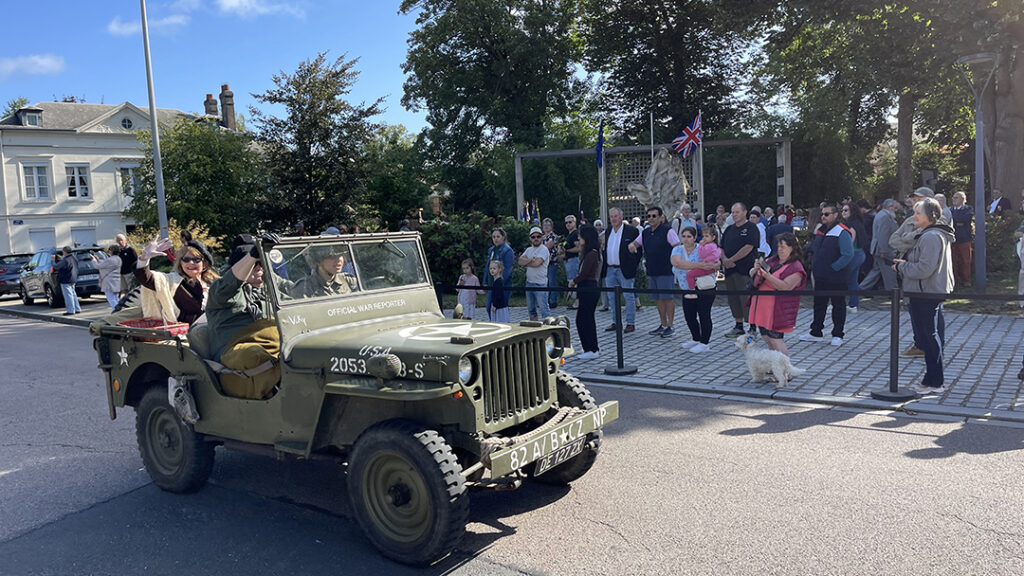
top-left (485, 301), bottom-right (1024, 422)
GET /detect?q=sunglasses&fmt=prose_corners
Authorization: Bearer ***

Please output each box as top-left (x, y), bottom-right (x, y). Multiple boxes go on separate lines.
top-left (646, 213), bottom-right (659, 218)
top-left (822, 211), bottom-right (836, 216)
top-left (180, 256), bottom-right (204, 264)
top-left (530, 234), bottom-right (541, 239)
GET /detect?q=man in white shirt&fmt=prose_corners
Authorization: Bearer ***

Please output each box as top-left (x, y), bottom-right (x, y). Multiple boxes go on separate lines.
top-left (989, 188), bottom-right (1011, 217)
top-left (519, 226), bottom-right (551, 321)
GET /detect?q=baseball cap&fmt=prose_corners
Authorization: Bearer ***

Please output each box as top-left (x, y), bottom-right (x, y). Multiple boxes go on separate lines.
top-left (529, 226), bottom-right (542, 235)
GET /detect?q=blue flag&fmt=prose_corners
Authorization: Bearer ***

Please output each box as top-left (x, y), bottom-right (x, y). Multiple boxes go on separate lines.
top-left (595, 121), bottom-right (605, 168)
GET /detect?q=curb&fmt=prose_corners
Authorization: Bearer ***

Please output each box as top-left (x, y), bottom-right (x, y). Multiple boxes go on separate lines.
top-left (0, 307), bottom-right (92, 328)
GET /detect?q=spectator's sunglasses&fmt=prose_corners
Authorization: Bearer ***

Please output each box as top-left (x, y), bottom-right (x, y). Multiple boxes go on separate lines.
top-left (530, 234), bottom-right (541, 239)
top-left (180, 256), bottom-right (204, 264)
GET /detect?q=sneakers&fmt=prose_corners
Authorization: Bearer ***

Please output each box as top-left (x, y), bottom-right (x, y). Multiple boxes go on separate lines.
top-left (847, 306), bottom-right (858, 314)
top-left (901, 345), bottom-right (925, 358)
top-left (689, 343), bottom-right (710, 353)
top-left (649, 325), bottom-right (666, 335)
top-left (605, 323), bottom-right (618, 332)
top-left (623, 325), bottom-right (636, 333)
top-left (830, 337), bottom-right (843, 347)
top-left (725, 326), bottom-right (746, 338)
top-left (659, 327), bottom-right (674, 338)
top-left (577, 351), bottom-right (600, 360)
top-left (912, 383), bottom-right (945, 395)
top-left (799, 333), bottom-right (823, 342)
top-left (681, 340), bottom-right (698, 350)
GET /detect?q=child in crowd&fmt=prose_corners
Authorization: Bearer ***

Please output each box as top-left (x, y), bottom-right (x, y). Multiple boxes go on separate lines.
top-left (489, 260), bottom-right (510, 322)
top-left (456, 258), bottom-right (483, 320)
top-left (685, 232), bottom-right (722, 297)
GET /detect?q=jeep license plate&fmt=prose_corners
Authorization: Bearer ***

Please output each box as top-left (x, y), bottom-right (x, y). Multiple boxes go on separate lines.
top-left (533, 437), bottom-right (586, 476)
top-left (79, 274), bottom-right (99, 281)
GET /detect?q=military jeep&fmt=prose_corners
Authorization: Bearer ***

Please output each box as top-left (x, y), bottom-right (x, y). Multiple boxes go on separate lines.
top-left (91, 232), bottom-right (618, 566)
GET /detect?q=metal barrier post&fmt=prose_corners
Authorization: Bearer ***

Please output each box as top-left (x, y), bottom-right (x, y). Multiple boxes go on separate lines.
top-left (871, 286), bottom-right (916, 401)
top-left (604, 285), bottom-right (638, 376)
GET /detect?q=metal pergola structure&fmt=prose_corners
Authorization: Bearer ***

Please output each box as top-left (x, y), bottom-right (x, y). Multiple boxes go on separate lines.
top-left (515, 137), bottom-right (792, 223)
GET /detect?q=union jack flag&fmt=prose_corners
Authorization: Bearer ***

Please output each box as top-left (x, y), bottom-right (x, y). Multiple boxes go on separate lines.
top-left (671, 112), bottom-right (702, 158)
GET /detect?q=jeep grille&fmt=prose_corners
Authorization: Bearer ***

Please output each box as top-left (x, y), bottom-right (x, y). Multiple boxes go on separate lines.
top-left (480, 338), bottom-right (551, 424)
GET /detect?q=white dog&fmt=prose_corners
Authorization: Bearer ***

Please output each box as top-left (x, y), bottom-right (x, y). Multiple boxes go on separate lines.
top-left (735, 336), bottom-right (806, 388)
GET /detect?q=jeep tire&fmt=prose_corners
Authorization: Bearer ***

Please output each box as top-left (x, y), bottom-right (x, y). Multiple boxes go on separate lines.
top-left (529, 371), bottom-right (602, 485)
top-left (20, 286), bottom-right (33, 305)
top-left (136, 386), bottom-right (215, 493)
top-left (347, 420), bottom-right (468, 566)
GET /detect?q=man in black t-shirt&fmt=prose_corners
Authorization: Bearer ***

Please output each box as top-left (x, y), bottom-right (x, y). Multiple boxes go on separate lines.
top-left (720, 202), bottom-right (759, 337)
top-left (562, 215), bottom-right (580, 308)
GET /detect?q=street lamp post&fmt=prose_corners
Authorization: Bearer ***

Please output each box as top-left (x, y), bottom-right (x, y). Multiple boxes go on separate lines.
top-left (956, 52), bottom-right (999, 293)
top-left (140, 0), bottom-right (169, 240)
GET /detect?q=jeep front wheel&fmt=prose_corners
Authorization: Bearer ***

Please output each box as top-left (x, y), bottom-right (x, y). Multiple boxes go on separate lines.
top-left (347, 420), bottom-right (468, 566)
top-left (529, 371), bottom-right (602, 485)
top-left (135, 386), bottom-right (214, 493)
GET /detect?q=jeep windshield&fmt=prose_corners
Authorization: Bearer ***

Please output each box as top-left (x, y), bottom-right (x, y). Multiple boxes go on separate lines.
top-left (268, 237), bottom-right (429, 305)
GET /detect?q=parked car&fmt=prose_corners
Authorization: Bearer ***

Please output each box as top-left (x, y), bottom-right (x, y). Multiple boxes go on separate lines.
top-left (20, 246), bottom-right (106, 307)
top-left (0, 253), bottom-right (32, 297)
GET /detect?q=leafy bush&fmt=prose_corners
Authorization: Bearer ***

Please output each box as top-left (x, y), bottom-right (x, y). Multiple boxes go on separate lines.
top-left (419, 211), bottom-right (533, 287)
top-left (984, 213), bottom-right (1023, 276)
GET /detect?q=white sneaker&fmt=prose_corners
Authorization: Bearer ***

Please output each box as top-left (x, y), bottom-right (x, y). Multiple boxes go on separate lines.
top-left (577, 351), bottom-right (600, 360)
top-left (799, 334), bottom-right (823, 342)
top-left (680, 340), bottom-right (698, 350)
top-left (689, 343), bottom-right (710, 353)
top-left (830, 337), bottom-right (843, 346)
top-left (847, 306), bottom-right (858, 314)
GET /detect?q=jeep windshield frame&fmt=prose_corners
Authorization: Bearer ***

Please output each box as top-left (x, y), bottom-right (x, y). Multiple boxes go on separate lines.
top-left (264, 233), bottom-right (433, 309)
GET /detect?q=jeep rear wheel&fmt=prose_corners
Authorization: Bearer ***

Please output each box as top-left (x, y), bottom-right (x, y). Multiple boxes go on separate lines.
top-left (135, 386), bottom-right (214, 493)
top-left (347, 420), bottom-right (468, 566)
top-left (20, 286), bottom-right (33, 305)
top-left (529, 371), bottom-right (602, 485)
top-left (45, 284), bottom-right (61, 308)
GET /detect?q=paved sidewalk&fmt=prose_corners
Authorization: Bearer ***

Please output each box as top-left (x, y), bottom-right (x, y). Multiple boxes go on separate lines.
top-left (502, 302), bottom-right (1024, 424)
top-left (4, 295), bottom-right (1023, 423)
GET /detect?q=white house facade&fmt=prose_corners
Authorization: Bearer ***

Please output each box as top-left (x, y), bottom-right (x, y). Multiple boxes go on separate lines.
top-left (0, 101), bottom-right (187, 254)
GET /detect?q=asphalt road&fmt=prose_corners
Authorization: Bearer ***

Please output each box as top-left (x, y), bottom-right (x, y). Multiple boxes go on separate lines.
top-left (1, 315), bottom-right (1023, 575)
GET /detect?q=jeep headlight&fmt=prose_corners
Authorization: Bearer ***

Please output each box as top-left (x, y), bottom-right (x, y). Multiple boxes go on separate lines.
top-left (458, 357), bottom-right (473, 384)
top-left (545, 335), bottom-right (559, 358)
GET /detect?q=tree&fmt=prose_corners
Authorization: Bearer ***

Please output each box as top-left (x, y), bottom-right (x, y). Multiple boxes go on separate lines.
top-left (127, 118), bottom-right (266, 241)
top-left (400, 0), bottom-right (582, 211)
top-left (250, 53), bottom-right (382, 232)
top-left (360, 125), bottom-right (432, 230)
top-left (3, 96), bottom-right (29, 119)
top-left (580, 0), bottom-right (759, 143)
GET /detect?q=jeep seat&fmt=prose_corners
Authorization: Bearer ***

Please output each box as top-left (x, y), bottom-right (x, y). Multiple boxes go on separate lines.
top-left (187, 323), bottom-right (213, 359)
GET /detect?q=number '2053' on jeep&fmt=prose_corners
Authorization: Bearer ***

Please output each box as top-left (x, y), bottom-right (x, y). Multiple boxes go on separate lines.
top-left (91, 232), bottom-right (618, 566)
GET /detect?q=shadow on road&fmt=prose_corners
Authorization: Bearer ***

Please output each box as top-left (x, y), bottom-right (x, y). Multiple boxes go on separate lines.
top-left (904, 422), bottom-right (1024, 460)
top-left (718, 406), bottom-right (858, 437)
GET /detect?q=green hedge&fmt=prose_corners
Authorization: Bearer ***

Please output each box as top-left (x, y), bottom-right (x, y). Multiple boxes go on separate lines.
top-left (420, 211), bottom-right (534, 288)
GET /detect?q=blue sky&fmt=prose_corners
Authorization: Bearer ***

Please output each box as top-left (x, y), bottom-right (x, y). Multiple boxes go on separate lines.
top-left (0, 0), bottom-right (427, 131)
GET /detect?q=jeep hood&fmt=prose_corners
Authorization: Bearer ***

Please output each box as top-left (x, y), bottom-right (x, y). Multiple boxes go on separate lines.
top-left (283, 316), bottom-right (562, 381)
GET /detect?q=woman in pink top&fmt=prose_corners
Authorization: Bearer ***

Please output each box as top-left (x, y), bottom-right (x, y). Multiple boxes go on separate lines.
top-left (748, 232), bottom-right (807, 356)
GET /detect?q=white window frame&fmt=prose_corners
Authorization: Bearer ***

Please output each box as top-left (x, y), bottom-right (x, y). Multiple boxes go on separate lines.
top-left (23, 112), bottom-right (41, 126)
top-left (117, 162), bottom-right (141, 208)
top-left (20, 161), bottom-right (53, 202)
top-left (65, 163), bottom-right (92, 200)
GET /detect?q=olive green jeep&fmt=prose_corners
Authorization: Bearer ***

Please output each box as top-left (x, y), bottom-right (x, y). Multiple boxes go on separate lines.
top-left (91, 232), bottom-right (618, 566)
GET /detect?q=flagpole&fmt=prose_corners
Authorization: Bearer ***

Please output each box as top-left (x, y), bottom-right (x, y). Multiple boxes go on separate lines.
top-left (697, 109), bottom-right (705, 217)
top-left (649, 111), bottom-right (655, 162)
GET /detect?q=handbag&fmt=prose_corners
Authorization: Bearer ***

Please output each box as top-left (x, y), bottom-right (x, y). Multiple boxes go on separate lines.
top-left (695, 274), bottom-right (717, 290)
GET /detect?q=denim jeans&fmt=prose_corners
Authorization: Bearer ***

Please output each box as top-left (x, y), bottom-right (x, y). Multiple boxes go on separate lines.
top-left (846, 250), bottom-right (867, 307)
top-left (526, 282), bottom-right (550, 319)
top-left (547, 264), bottom-right (559, 307)
top-left (564, 258), bottom-right (579, 298)
top-left (604, 267), bottom-right (635, 325)
top-left (908, 297), bottom-right (944, 386)
top-left (60, 283), bottom-right (81, 314)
